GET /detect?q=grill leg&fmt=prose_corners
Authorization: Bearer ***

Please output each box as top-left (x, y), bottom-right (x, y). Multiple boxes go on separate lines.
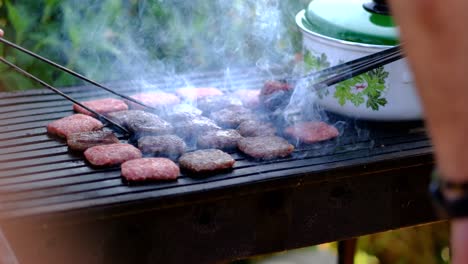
top-left (337, 238), bottom-right (357, 264)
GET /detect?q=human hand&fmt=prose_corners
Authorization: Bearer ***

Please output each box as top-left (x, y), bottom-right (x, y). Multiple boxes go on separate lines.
top-left (0, 29), bottom-right (3, 37)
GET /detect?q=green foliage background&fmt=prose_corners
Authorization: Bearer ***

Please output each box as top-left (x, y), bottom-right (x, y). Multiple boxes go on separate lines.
top-left (0, 0), bottom-right (309, 91)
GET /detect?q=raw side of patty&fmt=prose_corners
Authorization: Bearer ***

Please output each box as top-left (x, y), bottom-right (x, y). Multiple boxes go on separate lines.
top-left (179, 149), bottom-right (235, 174)
top-left (197, 129), bottom-right (243, 150)
top-left (138, 135), bottom-right (186, 157)
top-left (237, 120), bottom-right (277, 137)
top-left (260, 80), bottom-right (294, 111)
top-left (73, 98), bottom-right (128, 116)
top-left (84, 143), bottom-right (142, 166)
top-left (47, 114), bottom-right (104, 138)
top-left (237, 136), bottom-right (294, 160)
top-left (67, 131), bottom-right (119, 152)
top-left (175, 87), bottom-right (223, 100)
top-left (234, 89), bottom-right (260, 109)
top-left (128, 91), bottom-right (180, 109)
top-left (210, 106), bottom-right (255, 128)
top-left (121, 158), bottom-right (180, 182)
top-left (284, 122), bottom-right (339, 144)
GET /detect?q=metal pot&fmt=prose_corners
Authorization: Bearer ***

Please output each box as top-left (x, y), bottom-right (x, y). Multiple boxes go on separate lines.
top-left (296, 0), bottom-right (422, 120)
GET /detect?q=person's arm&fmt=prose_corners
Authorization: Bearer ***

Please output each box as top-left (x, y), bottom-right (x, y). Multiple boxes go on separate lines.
top-left (388, 1), bottom-right (468, 263)
top-left (0, 29), bottom-right (3, 37)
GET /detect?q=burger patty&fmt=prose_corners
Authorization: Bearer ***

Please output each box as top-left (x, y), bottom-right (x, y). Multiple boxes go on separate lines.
top-left (284, 122), bottom-right (339, 144)
top-left (67, 131), bottom-right (119, 152)
top-left (47, 114), bottom-right (104, 138)
top-left (106, 110), bottom-right (146, 128)
top-left (73, 98), bottom-right (128, 116)
top-left (210, 106), bottom-right (255, 128)
top-left (179, 149), bottom-right (235, 174)
top-left (237, 120), bottom-right (276, 137)
top-left (260, 80), bottom-right (294, 111)
top-left (172, 115), bottom-right (221, 138)
top-left (237, 136), bottom-right (295, 160)
top-left (196, 95), bottom-right (242, 113)
top-left (84, 143), bottom-right (142, 167)
top-left (234, 89), bottom-right (260, 109)
top-left (175, 87), bottom-right (223, 101)
top-left (126, 112), bottom-right (173, 136)
top-left (128, 91), bottom-right (180, 109)
top-left (197, 129), bottom-right (243, 150)
top-left (138, 135), bottom-right (186, 157)
top-left (121, 158), bottom-right (180, 182)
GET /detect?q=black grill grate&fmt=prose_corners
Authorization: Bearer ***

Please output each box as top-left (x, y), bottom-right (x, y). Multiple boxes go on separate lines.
top-left (0, 69), bottom-right (432, 219)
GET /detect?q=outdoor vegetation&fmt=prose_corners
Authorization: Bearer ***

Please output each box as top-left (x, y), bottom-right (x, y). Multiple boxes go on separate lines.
top-left (0, 1), bottom-right (450, 263)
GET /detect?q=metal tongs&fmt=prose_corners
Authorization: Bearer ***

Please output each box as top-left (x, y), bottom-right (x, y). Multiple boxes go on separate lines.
top-left (288, 45), bottom-right (404, 90)
top-left (0, 37), bottom-right (162, 136)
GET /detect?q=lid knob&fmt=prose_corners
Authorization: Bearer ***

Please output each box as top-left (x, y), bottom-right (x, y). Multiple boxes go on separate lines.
top-left (363, 0), bottom-right (390, 15)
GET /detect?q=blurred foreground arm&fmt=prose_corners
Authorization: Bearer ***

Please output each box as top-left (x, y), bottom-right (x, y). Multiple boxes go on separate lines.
top-left (388, 1), bottom-right (468, 263)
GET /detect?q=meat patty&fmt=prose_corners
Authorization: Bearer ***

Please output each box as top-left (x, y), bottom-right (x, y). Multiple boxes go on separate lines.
top-left (172, 115), bottom-right (221, 138)
top-left (237, 136), bottom-right (294, 160)
top-left (234, 89), bottom-right (260, 109)
top-left (237, 120), bottom-right (276, 137)
top-left (121, 158), bottom-right (179, 182)
top-left (176, 87), bottom-right (223, 100)
top-left (284, 122), bottom-right (339, 144)
top-left (106, 110), bottom-right (146, 128)
top-left (196, 95), bottom-right (242, 113)
top-left (84, 143), bottom-right (142, 166)
top-left (47, 114), bottom-right (104, 138)
top-left (138, 135), bottom-right (186, 158)
top-left (73, 98), bottom-right (128, 116)
top-left (197, 129), bottom-right (243, 150)
top-left (126, 111), bottom-right (173, 137)
top-left (128, 91), bottom-right (180, 109)
top-left (260, 80), bottom-right (294, 111)
top-left (210, 106), bottom-right (255, 128)
top-left (179, 149), bottom-right (235, 174)
top-left (67, 131), bottom-right (119, 152)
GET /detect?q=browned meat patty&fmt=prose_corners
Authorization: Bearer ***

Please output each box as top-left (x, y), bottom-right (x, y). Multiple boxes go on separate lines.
top-left (126, 111), bottom-right (173, 136)
top-left (67, 131), bottom-right (119, 152)
top-left (121, 158), bottom-right (180, 182)
top-left (210, 106), bottom-right (255, 128)
top-left (175, 87), bottom-right (223, 101)
top-left (47, 114), bottom-right (104, 138)
top-left (73, 98), bottom-right (128, 116)
top-left (179, 149), bottom-right (235, 174)
top-left (84, 143), bottom-right (142, 167)
top-left (138, 135), bottom-right (186, 157)
top-left (233, 89), bottom-right (260, 109)
top-left (106, 110), bottom-right (146, 128)
top-left (128, 91), bottom-right (180, 109)
top-left (237, 136), bottom-right (294, 160)
top-left (196, 95), bottom-right (242, 113)
top-left (260, 80), bottom-right (294, 111)
top-left (284, 122), bottom-right (339, 144)
top-left (197, 129), bottom-right (243, 150)
top-left (237, 120), bottom-right (276, 137)
top-left (172, 115), bottom-right (221, 138)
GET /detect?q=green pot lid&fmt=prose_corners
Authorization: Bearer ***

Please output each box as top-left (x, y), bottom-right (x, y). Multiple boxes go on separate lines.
top-left (304, 0), bottom-right (399, 46)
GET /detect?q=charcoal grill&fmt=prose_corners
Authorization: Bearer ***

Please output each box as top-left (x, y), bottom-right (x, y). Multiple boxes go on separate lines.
top-left (0, 68), bottom-right (442, 264)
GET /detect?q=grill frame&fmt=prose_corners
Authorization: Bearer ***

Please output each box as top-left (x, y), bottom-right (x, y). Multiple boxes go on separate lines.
top-left (0, 69), bottom-right (441, 263)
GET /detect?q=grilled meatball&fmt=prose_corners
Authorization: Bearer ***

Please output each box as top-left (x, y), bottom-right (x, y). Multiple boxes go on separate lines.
top-left (67, 131), bottom-right (119, 152)
top-left (138, 135), bottom-right (186, 158)
top-left (121, 158), bottom-right (179, 182)
top-left (237, 120), bottom-right (276, 137)
top-left (237, 136), bottom-right (294, 160)
top-left (284, 122), bottom-right (339, 144)
top-left (210, 106), bottom-right (255, 128)
top-left (47, 114), bottom-right (104, 138)
top-left (84, 143), bottom-right (142, 167)
top-left (73, 98), bottom-right (128, 116)
top-left (197, 129), bottom-right (243, 150)
top-left (179, 149), bottom-right (235, 174)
